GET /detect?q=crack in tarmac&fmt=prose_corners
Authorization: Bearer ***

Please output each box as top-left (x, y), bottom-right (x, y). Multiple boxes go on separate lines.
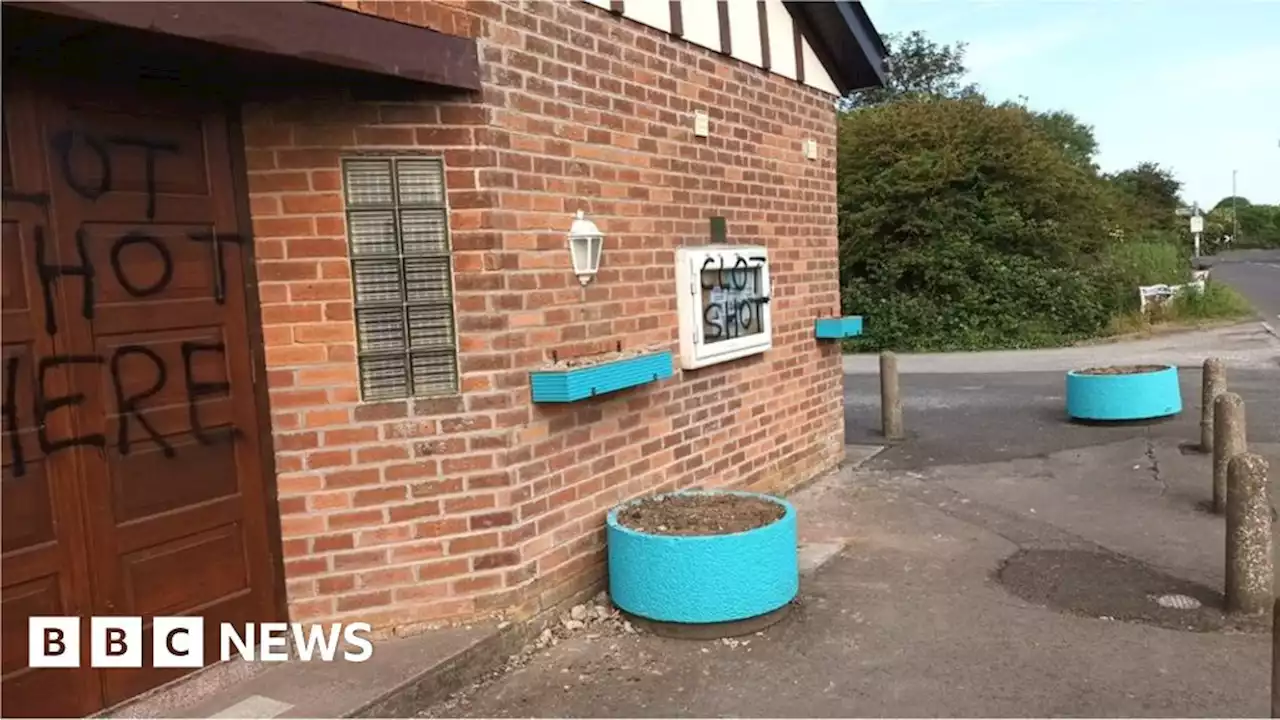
top-left (1145, 432), bottom-right (1168, 497)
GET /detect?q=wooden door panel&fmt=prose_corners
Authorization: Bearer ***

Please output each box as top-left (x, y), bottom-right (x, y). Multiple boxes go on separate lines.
top-left (103, 583), bottom-right (260, 706)
top-left (122, 524), bottom-right (249, 617)
top-left (0, 578), bottom-right (93, 719)
top-left (2, 76), bottom-right (279, 714)
top-left (113, 496), bottom-right (241, 556)
top-left (42, 104), bottom-right (216, 225)
top-left (93, 326), bottom-right (237, 457)
top-left (38, 82), bottom-right (278, 709)
top-left (1, 83), bottom-right (102, 719)
top-left (2, 221), bottom-right (37, 338)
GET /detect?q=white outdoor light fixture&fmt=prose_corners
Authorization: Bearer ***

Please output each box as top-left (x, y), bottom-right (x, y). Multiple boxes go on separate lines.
top-left (568, 209), bottom-right (604, 286)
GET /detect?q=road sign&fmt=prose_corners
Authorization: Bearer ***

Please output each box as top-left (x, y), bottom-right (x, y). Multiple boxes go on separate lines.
top-left (1190, 215), bottom-right (1204, 234)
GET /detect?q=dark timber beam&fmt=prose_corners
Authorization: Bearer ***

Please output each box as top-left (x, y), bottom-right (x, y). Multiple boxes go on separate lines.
top-left (3, 1), bottom-right (482, 91)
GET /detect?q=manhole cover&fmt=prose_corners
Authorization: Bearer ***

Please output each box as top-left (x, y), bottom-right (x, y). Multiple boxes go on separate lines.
top-left (1154, 593), bottom-right (1202, 610)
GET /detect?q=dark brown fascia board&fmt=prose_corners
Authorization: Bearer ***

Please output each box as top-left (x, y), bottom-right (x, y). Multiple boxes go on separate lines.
top-left (717, 1), bottom-right (731, 55)
top-left (4, 0), bottom-right (482, 91)
top-left (757, 1), bottom-right (770, 70)
top-left (783, 0), bottom-right (887, 93)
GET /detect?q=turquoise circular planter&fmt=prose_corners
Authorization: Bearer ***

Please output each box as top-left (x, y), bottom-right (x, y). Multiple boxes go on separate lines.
top-left (606, 490), bottom-right (798, 624)
top-left (1065, 364), bottom-right (1182, 421)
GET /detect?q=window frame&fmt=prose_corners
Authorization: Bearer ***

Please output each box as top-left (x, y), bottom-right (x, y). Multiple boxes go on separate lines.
top-left (340, 153), bottom-right (461, 401)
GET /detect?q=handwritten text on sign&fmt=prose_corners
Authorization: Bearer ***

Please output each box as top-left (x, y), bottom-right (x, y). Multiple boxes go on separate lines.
top-left (698, 253), bottom-right (768, 343)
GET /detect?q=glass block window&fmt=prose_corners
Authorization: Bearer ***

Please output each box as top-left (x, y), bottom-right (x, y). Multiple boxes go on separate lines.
top-left (343, 157), bottom-right (458, 400)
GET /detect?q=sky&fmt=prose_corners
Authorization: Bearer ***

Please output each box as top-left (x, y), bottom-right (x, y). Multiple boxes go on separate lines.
top-left (859, 0), bottom-right (1280, 209)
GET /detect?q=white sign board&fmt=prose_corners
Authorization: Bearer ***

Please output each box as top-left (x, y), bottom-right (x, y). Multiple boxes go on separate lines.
top-left (675, 246), bottom-right (772, 370)
top-left (1190, 216), bottom-right (1204, 234)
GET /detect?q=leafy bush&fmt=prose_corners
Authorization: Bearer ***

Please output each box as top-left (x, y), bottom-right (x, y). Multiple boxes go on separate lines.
top-left (835, 30), bottom-right (1259, 351)
top-left (1098, 239), bottom-right (1192, 316)
top-left (1170, 281), bottom-right (1255, 319)
top-left (1106, 240), bottom-right (1188, 286)
top-left (838, 97), bottom-right (1123, 351)
top-left (843, 239), bottom-right (1119, 351)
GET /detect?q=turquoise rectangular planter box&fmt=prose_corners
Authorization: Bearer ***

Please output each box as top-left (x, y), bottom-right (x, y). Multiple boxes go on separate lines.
top-left (531, 350), bottom-right (673, 403)
top-left (815, 316), bottom-right (864, 339)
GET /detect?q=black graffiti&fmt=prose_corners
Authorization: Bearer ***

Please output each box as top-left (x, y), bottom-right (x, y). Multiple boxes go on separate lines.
top-left (110, 231), bottom-right (174, 297)
top-left (52, 130), bottom-right (179, 220)
top-left (35, 225), bottom-right (96, 336)
top-left (36, 226), bottom-right (243, 325)
top-left (3, 356), bottom-right (23, 479)
top-left (181, 341), bottom-right (232, 445)
top-left (112, 346), bottom-right (175, 458)
top-left (36, 355), bottom-right (107, 456)
top-left (10, 342), bottom-right (235, 475)
top-left (699, 253), bottom-right (770, 342)
top-left (52, 130), bottom-right (113, 201)
top-left (5, 127), bottom-right (241, 477)
top-left (699, 254), bottom-right (767, 292)
top-left (186, 232), bottom-right (246, 305)
top-left (107, 136), bottom-right (179, 221)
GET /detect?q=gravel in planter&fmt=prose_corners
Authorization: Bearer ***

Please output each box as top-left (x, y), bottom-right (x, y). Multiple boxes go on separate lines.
top-left (615, 494), bottom-right (785, 536)
top-left (1074, 364), bottom-right (1169, 375)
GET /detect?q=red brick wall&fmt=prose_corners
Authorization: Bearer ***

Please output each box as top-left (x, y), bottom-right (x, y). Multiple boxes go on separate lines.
top-left (243, 0), bottom-right (844, 631)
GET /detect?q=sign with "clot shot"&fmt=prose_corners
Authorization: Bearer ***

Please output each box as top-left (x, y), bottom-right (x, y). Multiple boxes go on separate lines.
top-left (29, 617), bottom-right (374, 668)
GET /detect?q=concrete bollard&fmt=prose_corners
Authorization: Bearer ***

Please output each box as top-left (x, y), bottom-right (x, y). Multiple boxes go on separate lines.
top-left (879, 351), bottom-right (903, 440)
top-left (1212, 392), bottom-right (1247, 514)
top-left (1200, 357), bottom-right (1226, 453)
top-left (1225, 452), bottom-right (1271, 615)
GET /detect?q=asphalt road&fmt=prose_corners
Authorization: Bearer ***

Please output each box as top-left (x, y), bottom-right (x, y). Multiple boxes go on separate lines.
top-left (842, 250), bottom-right (1280, 470)
top-left (844, 368), bottom-right (1280, 470)
top-left (1201, 248), bottom-right (1280, 328)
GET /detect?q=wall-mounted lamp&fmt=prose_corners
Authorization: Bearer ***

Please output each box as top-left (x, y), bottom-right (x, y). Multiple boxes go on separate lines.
top-left (568, 210), bottom-right (604, 286)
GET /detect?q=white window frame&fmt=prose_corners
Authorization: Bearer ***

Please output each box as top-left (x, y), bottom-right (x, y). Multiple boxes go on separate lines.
top-left (675, 245), bottom-right (772, 370)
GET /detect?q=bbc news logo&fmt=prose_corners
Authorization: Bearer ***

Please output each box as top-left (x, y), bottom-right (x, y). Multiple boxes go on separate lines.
top-left (29, 617), bottom-right (373, 668)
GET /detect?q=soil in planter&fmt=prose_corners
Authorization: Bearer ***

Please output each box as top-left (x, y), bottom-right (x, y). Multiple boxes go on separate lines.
top-left (1075, 364), bottom-right (1168, 376)
top-left (616, 494), bottom-right (784, 536)
top-left (541, 345), bottom-right (666, 370)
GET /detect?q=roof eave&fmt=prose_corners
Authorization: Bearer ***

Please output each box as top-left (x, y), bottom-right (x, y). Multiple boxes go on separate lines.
top-left (784, 0), bottom-right (888, 94)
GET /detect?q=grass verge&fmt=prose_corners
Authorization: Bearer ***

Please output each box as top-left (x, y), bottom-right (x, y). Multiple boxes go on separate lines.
top-left (1102, 280), bottom-right (1255, 339)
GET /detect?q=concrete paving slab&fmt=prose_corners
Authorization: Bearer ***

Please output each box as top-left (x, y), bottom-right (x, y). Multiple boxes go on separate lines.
top-left (843, 444), bottom-right (886, 468)
top-left (208, 695), bottom-right (293, 719)
top-left (796, 541), bottom-right (846, 574)
top-left (924, 438), bottom-right (1280, 592)
top-left (422, 468), bottom-right (1272, 718)
top-left (108, 624), bottom-right (502, 719)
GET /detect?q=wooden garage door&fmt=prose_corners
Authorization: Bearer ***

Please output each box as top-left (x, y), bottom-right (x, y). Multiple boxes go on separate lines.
top-left (1, 77), bottom-right (281, 717)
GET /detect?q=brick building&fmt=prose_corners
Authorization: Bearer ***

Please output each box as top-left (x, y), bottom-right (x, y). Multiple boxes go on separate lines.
top-left (1, 0), bottom-right (886, 715)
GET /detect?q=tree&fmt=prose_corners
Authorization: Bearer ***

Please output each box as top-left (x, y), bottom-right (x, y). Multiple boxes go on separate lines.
top-left (1213, 195), bottom-right (1251, 211)
top-left (1237, 204), bottom-right (1280, 247)
top-left (841, 31), bottom-right (979, 110)
top-left (1205, 196), bottom-right (1280, 248)
top-left (1026, 109), bottom-right (1099, 169)
top-left (1104, 162), bottom-right (1184, 237)
top-left (844, 32), bottom-right (1098, 169)
top-left (834, 29), bottom-right (1236, 350)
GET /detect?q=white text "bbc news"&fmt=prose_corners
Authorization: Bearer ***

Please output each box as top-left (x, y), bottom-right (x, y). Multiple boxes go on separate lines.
top-left (29, 617), bottom-right (373, 668)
